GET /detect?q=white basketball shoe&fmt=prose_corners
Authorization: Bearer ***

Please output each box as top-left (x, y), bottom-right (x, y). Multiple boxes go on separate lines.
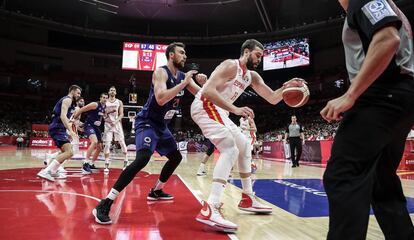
top-left (195, 201), bottom-right (238, 233)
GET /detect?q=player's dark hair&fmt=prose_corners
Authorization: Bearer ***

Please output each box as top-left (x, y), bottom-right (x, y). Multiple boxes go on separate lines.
top-left (240, 39), bottom-right (264, 56)
top-left (68, 85), bottom-right (82, 93)
top-left (165, 42), bottom-right (185, 60)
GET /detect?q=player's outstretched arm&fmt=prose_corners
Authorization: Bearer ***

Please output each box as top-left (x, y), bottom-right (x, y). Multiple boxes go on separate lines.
top-left (186, 73), bottom-right (207, 96)
top-left (251, 72), bottom-right (306, 105)
top-left (154, 67), bottom-right (197, 106)
top-left (73, 102), bottom-right (98, 119)
top-left (250, 71), bottom-right (283, 105)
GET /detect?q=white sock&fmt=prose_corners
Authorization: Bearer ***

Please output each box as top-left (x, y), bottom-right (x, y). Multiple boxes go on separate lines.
top-left (124, 153), bottom-right (128, 162)
top-left (106, 188), bottom-right (119, 200)
top-left (154, 179), bottom-right (165, 191)
top-left (44, 160), bottom-right (60, 173)
top-left (207, 181), bottom-right (225, 204)
top-left (45, 152), bottom-right (59, 165)
top-left (241, 176), bottom-right (253, 195)
top-left (199, 163), bottom-right (205, 171)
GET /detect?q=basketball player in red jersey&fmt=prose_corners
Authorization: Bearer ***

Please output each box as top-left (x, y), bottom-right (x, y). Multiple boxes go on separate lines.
top-left (191, 39), bottom-right (306, 232)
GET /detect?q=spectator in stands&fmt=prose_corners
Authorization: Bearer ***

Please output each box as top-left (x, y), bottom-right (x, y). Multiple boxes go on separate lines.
top-left (316, 132), bottom-right (325, 141)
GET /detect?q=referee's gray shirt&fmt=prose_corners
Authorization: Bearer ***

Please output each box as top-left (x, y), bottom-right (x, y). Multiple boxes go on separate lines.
top-left (343, 0), bottom-right (413, 88)
top-left (286, 124), bottom-right (303, 138)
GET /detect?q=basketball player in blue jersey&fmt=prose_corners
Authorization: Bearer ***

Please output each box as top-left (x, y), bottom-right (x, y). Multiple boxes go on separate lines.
top-left (73, 93), bottom-right (108, 174)
top-left (44, 97), bottom-right (86, 172)
top-left (93, 42), bottom-right (206, 224)
top-left (37, 85), bottom-right (82, 182)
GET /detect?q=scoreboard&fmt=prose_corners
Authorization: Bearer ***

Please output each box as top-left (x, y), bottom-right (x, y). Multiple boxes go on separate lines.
top-left (122, 42), bottom-right (168, 71)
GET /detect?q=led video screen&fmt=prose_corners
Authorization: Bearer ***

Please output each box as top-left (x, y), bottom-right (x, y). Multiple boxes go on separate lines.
top-left (122, 42), bottom-right (168, 71)
top-left (263, 37), bottom-right (310, 71)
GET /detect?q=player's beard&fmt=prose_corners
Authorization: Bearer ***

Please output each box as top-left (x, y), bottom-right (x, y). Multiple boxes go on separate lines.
top-left (173, 58), bottom-right (185, 69)
top-left (246, 55), bottom-right (257, 70)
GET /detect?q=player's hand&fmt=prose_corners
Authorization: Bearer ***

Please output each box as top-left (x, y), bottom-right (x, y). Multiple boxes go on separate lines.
top-left (233, 106), bottom-right (254, 119)
top-left (195, 73), bottom-right (208, 86)
top-left (283, 78), bottom-right (307, 88)
top-left (68, 122), bottom-right (78, 139)
top-left (183, 70), bottom-right (198, 85)
top-left (320, 93), bottom-right (355, 122)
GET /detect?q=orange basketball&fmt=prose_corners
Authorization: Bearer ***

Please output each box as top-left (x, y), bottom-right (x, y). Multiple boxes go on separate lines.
top-left (282, 82), bottom-right (310, 108)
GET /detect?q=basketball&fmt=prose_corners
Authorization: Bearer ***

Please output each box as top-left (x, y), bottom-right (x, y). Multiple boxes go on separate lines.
top-left (282, 82), bottom-right (310, 108)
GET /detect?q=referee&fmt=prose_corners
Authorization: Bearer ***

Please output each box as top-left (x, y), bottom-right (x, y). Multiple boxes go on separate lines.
top-left (320, 0), bottom-right (414, 239)
top-left (284, 115), bottom-right (304, 167)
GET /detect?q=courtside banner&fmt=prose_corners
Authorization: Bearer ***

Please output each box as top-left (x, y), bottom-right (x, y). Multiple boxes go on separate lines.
top-left (262, 141), bottom-right (285, 159)
top-left (29, 137), bottom-right (90, 149)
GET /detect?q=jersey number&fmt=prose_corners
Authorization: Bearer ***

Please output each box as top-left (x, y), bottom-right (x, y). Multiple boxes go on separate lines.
top-left (172, 98), bottom-right (180, 108)
top-left (231, 92), bottom-right (239, 101)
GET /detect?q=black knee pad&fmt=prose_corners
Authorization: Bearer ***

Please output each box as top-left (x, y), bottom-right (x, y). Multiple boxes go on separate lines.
top-left (159, 150), bottom-right (183, 182)
top-left (113, 148), bottom-right (153, 192)
top-left (129, 148), bottom-right (153, 171)
top-left (166, 150), bottom-right (182, 164)
top-left (206, 142), bottom-right (215, 156)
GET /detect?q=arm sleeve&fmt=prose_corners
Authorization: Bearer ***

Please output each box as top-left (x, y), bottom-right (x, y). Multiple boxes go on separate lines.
top-left (347, 0), bottom-right (401, 40)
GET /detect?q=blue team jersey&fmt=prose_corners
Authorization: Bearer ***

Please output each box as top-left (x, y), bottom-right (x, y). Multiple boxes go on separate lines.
top-left (136, 65), bottom-right (185, 129)
top-left (49, 96), bottom-right (76, 131)
top-left (84, 102), bottom-right (106, 127)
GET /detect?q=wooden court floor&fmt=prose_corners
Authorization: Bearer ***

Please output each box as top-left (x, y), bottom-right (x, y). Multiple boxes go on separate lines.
top-left (0, 148), bottom-right (413, 240)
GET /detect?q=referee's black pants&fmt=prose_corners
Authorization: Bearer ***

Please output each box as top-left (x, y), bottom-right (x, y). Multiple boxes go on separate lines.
top-left (289, 137), bottom-right (302, 166)
top-left (323, 86), bottom-right (414, 240)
